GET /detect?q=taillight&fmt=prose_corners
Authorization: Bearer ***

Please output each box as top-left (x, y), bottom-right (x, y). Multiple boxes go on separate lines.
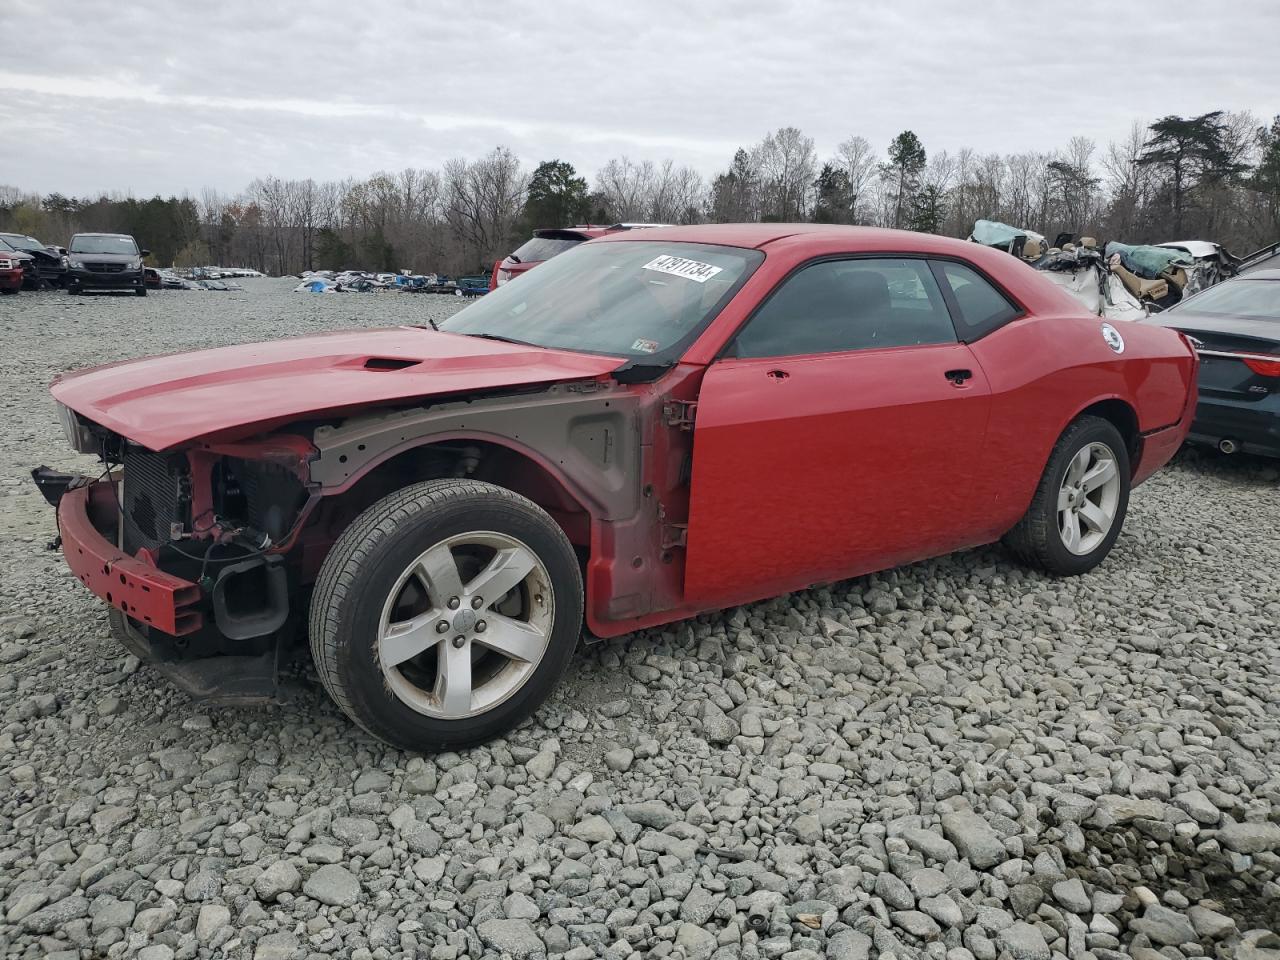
top-left (1243, 357), bottom-right (1280, 377)
top-left (496, 269), bottom-right (512, 287)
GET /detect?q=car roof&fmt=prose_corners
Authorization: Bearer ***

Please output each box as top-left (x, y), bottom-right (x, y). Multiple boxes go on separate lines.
top-left (71, 232), bottom-right (134, 238)
top-left (1158, 240), bottom-right (1220, 258)
top-left (594, 222), bottom-right (1002, 256)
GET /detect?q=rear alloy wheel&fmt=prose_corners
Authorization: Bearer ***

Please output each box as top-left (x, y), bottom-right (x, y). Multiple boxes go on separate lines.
top-left (1003, 415), bottom-right (1131, 576)
top-left (310, 479), bottom-right (582, 751)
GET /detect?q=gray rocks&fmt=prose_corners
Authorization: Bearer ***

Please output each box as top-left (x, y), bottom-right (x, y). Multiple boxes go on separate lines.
top-left (1051, 877), bottom-right (1091, 914)
top-left (19, 895), bottom-right (90, 934)
top-left (196, 903), bottom-right (230, 941)
top-left (477, 918), bottom-right (546, 958)
top-left (675, 922), bottom-right (717, 960)
top-left (1187, 905), bottom-right (1236, 940)
top-left (302, 864), bottom-right (361, 906)
top-left (254, 859), bottom-right (301, 900)
top-left (1217, 821), bottom-right (1280, 854)
top-left (3, 291), bottom-right (1280, 960)
top-left (941, 809), bottom-right (1007, 868)
top-left (997, 921), bottom-right (1051, 960)
top-left (1129, 903), bottom-right (1197, 946)
top-left (826, 930), bottom-right (872, 960)
top-left (875, 870), bottom-right (915, 910)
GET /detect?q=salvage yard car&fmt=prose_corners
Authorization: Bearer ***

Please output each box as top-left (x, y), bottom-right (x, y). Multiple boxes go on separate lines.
top-left (0, 231), bottom-right (67, 288)
top-left (66, 232), bottom-right (149, 296)
top-left (0, 238), bottom-right (29, 294)
top-left (36, 224), bottom-right (1198, 751)
top-left (490, 223), bottom-right (669, 290)
top-left (1149, 268), bottom-right (1280, 458)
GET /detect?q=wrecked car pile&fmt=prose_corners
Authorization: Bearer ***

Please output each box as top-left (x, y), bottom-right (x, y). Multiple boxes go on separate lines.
top-left (968, 219), bottom-right (1250, 322)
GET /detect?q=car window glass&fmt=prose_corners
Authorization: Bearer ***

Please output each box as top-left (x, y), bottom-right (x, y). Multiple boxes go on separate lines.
top-left (441, 241), bottom-right (762, 359)
top-left (936, 261), bottom-right (1019, 336)
top-left (733, 258), bottom-right (957, 358)
top-left (1174, 279), bottom-right (1280, 322)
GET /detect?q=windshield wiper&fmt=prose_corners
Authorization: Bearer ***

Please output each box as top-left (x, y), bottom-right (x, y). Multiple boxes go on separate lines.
top-left (467, 332), bottom-right (537, 347)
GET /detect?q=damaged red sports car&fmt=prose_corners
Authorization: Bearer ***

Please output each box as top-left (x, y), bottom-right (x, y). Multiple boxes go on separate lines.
top-left (38, 224), bottom-right (1198, 751)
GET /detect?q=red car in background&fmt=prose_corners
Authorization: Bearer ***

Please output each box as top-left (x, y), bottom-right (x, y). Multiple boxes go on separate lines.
top-left (490, 223), bottom-right (668, 289)
top-left (40, 224), bottom-right (1197, 751)
top-left (0, 238), bottom-right (29, 294)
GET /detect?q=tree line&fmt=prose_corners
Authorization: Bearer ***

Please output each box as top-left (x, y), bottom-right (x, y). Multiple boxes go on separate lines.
top-left (2, 111), bottom-right (1277, 276)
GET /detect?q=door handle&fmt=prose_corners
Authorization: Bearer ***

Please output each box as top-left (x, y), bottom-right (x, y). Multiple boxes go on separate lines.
top-left (945, 368), bottom-right (972, 386)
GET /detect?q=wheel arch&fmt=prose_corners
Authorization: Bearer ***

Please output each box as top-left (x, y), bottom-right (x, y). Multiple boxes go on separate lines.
top-left (317, 433), bottom-right (601, 550)
top-left (1068, 396), bottom-right (1141, 473)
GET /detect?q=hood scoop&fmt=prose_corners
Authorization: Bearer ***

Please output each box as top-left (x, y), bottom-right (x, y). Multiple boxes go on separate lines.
top-left (361, 357), bottom-right (422, 371)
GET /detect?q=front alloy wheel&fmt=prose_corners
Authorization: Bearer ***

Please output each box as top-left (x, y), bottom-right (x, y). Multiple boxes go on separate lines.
top-left (377, 531), bottom-right (554, 720)
top-left (310, 479), bottom-right (582, 752)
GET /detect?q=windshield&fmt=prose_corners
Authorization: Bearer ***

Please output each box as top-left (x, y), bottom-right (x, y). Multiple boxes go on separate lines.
top-left (442, 240), bottom-right (763, 359)
top-left (69, 235), bottom-right (138, 255)
top-left (508, 236), bottom-right (583, 263)
top-left (1175, 279), bottom-right (1280, 322)
top-left (0, 233), bottom-right (43, 252)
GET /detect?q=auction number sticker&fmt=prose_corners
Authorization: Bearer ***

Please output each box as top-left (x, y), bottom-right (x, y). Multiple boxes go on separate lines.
top-left (631, 338), bottom-right (660, 354)
top-left (642, 254), bottom-right (723, 284)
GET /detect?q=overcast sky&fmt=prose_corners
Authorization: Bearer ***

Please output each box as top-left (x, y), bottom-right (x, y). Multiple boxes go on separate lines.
top-left (3, 1), bottom-right (1278, 197)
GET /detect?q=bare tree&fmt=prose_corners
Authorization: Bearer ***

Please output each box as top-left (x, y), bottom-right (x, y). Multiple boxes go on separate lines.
top-left (443, 147), bottom-right (527, 271)
top-left (833, 136), bottom-right (878, 223)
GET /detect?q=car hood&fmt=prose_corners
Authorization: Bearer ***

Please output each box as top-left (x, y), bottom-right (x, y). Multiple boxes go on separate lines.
top-left (52, 327), bottom-right (625, 451)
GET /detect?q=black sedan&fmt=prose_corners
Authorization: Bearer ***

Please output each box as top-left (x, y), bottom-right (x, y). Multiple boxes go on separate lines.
top-left (1149, 268), bottom-right (1280, 458)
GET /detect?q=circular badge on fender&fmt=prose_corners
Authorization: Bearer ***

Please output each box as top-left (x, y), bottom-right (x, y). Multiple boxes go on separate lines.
top-left (1101, 322), bottom-right (1125, 354)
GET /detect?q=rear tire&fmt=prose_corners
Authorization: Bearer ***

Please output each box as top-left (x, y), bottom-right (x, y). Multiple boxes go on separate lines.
top-left (1003, 415), bottom-right (1130, 576)
top-left (309, 479), bottom-right (583, 752)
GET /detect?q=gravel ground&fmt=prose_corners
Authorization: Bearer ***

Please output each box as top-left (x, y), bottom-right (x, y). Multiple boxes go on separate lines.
top-left (1, 280), bottom-right (1279, 960)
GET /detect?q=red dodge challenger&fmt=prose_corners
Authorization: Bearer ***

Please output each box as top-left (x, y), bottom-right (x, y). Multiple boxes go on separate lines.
top-left (38, 225), bottom-right (1197, 751)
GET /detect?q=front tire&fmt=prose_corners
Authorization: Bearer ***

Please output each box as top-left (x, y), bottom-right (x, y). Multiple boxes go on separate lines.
top-left (135, 285), bottom-right (147, 296)
top-left (1003, 415), bottom-right (1130, 576)
top-left (309, 479), bottom-right (583, 752)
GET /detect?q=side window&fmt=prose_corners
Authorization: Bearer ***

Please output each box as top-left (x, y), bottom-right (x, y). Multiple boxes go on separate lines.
top-left (733, 258), bottom-right (957, 358)
top-left (934, 261), bottom-right (1020, 340)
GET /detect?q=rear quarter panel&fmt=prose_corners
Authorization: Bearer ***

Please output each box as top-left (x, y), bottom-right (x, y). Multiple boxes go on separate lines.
top-left (969, 312), bottom-right (1195, 538)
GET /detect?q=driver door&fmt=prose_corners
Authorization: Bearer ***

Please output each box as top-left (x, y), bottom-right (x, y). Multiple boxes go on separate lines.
top-left (683, 257), bottom-right (992, 604)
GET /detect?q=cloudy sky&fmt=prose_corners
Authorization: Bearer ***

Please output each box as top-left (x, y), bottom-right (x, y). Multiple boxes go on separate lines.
top-left (3, 1), bottom-right (1278, 197)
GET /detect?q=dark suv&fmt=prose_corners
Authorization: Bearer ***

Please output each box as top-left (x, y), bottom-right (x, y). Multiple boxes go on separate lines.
top-left (67, 233), bottom-right (149, 295)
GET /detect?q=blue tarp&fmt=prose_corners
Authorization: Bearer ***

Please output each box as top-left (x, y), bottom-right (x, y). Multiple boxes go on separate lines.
top-left (1104, 242), bottom-right (1193, 280)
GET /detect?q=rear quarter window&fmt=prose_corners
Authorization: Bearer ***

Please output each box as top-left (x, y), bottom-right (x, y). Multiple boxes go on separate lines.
top-left (933, 260), bottom-right (1021, 340)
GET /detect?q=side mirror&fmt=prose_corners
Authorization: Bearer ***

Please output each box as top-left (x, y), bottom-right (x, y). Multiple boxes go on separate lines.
top-left (141, 249), bottom-right (151, 257)
top-left (58, 247), bottom-right (67, 255)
